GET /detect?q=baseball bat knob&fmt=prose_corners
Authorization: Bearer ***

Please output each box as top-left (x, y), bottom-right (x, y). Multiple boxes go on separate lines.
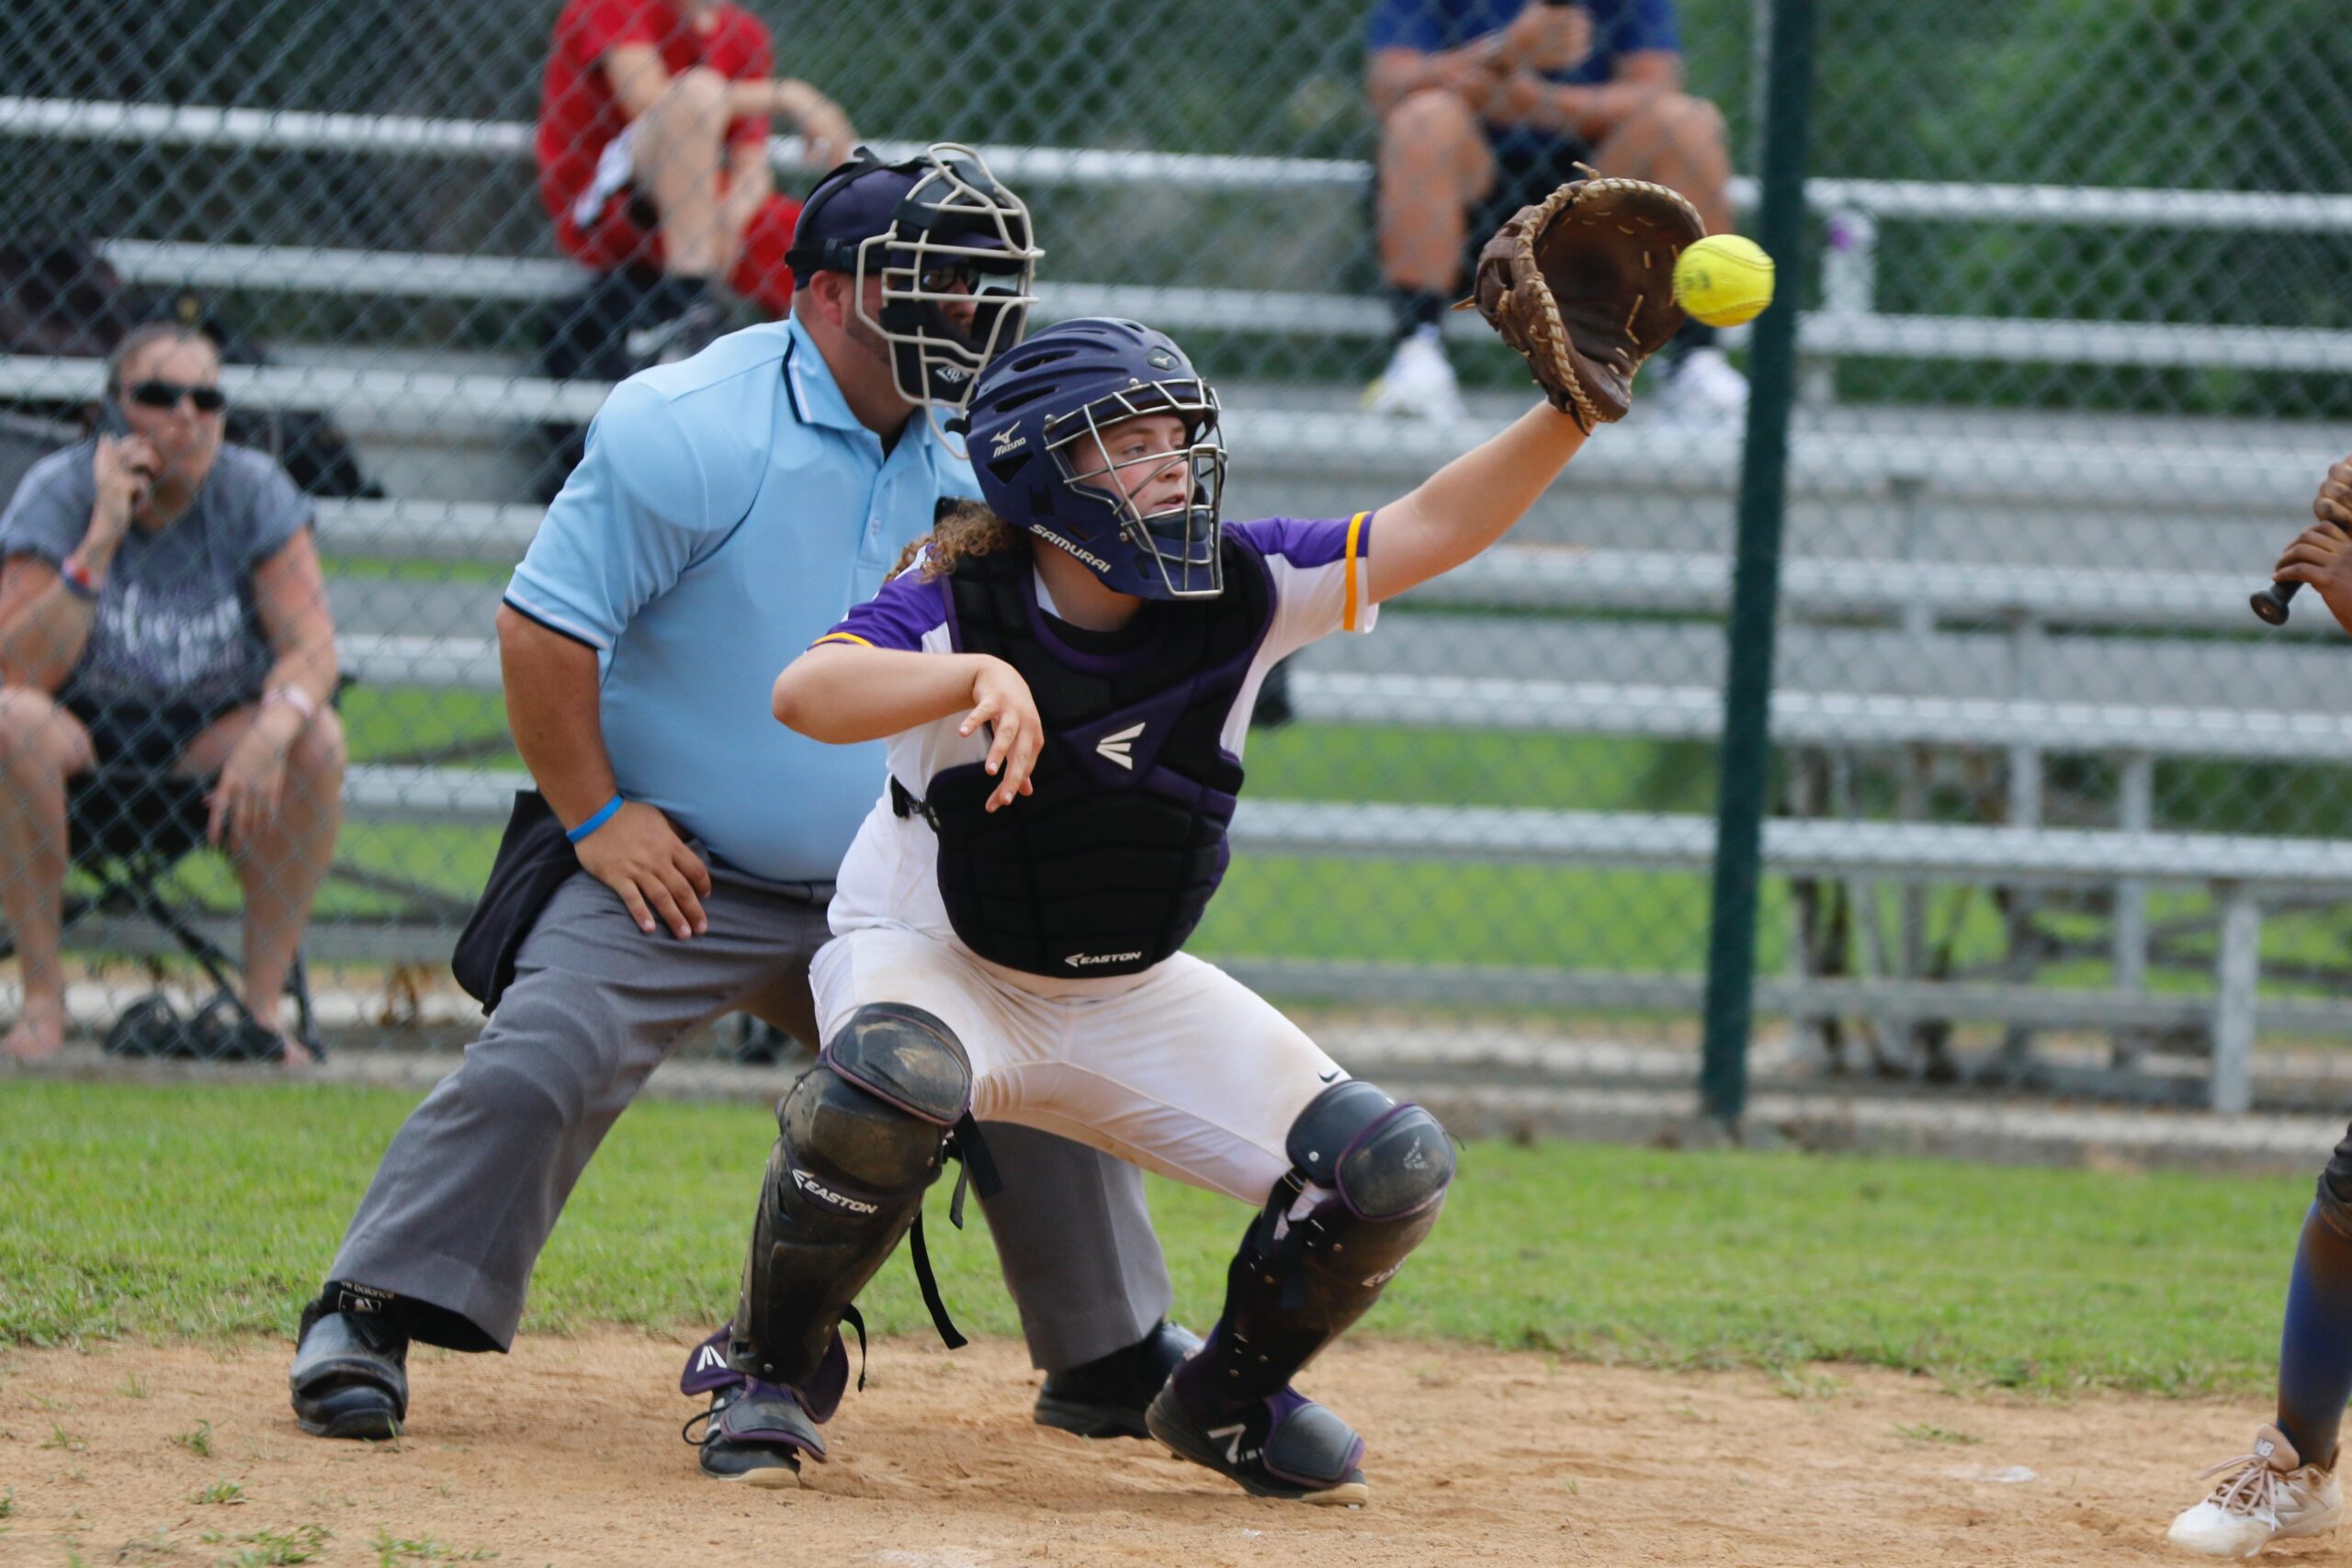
top-left (2251, 581), bottom-right (2299, 626)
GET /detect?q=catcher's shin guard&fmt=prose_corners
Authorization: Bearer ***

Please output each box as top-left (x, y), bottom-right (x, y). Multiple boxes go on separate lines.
top-left (729, 1003), bottom-right (972, 1386)
top-left (1193, 1081), bottom-right (1453, 1406)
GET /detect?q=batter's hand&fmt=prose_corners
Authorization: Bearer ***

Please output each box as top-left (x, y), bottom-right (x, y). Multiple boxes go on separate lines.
top-left (2314, 457), bottom-right (2352, 534)
top-left (576, 801), bottom-right (711, 938)
top-left (961, 656), bottom-right (1041, 811)
top-left (2275, 460), bottom-right (2352, 634)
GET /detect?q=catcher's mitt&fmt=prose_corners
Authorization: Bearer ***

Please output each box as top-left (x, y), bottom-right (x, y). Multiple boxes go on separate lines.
top-left (1463, 173), bottom-right (1705, 431)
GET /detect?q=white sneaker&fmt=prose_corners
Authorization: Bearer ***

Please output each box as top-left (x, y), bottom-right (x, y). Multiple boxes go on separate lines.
top-left (1651, 344), bottom-right (1749, 425)
top-left (1364, 327), bottom-right (1468, 422)
top-left (2167, 1426), bottom-right (2343, 1557)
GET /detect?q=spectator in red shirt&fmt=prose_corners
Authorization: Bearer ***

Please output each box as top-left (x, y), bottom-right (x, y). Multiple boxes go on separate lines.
top-left (537, 0), bottom-right (856, 361)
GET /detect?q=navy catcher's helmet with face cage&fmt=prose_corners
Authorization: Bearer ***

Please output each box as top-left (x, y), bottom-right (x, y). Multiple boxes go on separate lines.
top-left (957, 318), bottom-right (1227, 601)
top-left (786, 141), bottom-right (1041, 417)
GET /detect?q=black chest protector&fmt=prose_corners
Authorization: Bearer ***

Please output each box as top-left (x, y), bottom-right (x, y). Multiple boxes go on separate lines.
top-left (899, 538), bottom-right (1272, 978)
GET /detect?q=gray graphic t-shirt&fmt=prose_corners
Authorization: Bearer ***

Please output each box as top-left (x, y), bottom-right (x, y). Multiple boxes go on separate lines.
top-left (0, 442), bottom-right (311, 709)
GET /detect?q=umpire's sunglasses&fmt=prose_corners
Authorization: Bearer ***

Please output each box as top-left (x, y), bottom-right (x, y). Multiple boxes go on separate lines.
top-left (126, 378), bottom-right (228, 414)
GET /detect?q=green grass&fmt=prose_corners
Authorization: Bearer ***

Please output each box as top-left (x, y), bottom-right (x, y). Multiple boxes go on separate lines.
top-left (0, 1081), bottom-right (2310, 1396)
top-left (205, 1524), bottom-right (333, 1566)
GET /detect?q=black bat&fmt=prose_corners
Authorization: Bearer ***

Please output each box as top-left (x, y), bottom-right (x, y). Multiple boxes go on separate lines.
top-left (2251, 578), bottom-right (2299, 626)
top-left (2254, 519), bottom-right (2352, 626)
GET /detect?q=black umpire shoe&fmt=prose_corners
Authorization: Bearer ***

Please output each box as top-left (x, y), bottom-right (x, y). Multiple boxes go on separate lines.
top-left (288, 1302), bottom-right (408, 1439)
top-left (1033, 1319), bottom-right (1202, 1439)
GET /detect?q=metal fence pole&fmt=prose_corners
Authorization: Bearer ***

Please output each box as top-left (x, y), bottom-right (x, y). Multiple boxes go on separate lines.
top-left (1699, 0), bottom-right (1818, 1126)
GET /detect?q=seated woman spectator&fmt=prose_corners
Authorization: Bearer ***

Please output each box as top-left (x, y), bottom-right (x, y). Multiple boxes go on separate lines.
top-left (0, 323), bottom-right (343, 1065)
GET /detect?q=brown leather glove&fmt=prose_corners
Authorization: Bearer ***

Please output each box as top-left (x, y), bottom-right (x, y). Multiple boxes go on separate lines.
top-left (1464, 172), bottom-right (1706, 431)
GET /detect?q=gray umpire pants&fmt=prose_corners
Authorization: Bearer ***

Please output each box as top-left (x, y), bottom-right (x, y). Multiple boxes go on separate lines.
top-left (330, 863), bottom-right (1172, 1370)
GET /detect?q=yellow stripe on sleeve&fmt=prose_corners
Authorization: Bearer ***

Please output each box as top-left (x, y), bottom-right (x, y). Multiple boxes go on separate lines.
top-left (810, 632), bottom-right (874, 649)
top-left (1341, 511), bottom-right (1370, 632)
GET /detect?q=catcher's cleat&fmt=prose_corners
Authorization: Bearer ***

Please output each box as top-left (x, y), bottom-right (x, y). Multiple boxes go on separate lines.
top-left (680, 1325), bottom-right (837, 1488)
top-left (2167, 1425), bottom-right (2343, 1557)
top-left (1145, 1381), bottom-right (1369, 1506)
top-left (684, 1380), bottom-right (825, 1488)
top-left (1034, 1319), bottom-right (1203, 1439)
top-left (288, 1302), bottom-right (408, 1440)
top-left (1363, 327), bottom-right (1468, 423)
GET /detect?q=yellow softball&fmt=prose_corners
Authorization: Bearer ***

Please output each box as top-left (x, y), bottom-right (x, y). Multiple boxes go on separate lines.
top-left (1672, 235), bottom-right (1776, 328)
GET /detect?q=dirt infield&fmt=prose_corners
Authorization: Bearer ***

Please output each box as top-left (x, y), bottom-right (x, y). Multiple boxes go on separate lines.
top-left (0, 1332), bottom-right (2301, 1566)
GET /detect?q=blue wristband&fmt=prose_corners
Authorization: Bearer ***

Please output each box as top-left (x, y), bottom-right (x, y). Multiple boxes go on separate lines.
top-left (566, 794), bottom-right (625, 844)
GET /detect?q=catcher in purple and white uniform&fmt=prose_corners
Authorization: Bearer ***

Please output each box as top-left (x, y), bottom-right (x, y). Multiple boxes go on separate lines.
top-left (706, 176), bottom-right (1701, 1506)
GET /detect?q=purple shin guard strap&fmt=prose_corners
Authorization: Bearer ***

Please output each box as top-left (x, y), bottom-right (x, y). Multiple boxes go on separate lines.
top-left (1168, 1325), bottom-right (1227, 1413)
top-left (680, 1324), bottom-right (737, 1396)
top-left (797, 1326), bottom-right (851, 1423)
top-left (679, 1323), bottom-right (850, 1424)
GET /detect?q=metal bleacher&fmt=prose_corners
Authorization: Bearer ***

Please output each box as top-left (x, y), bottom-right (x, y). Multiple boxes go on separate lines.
top-left (7, 96), bottom-right (2352, 1107)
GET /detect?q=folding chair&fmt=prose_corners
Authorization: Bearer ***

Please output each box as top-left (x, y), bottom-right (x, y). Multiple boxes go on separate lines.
top-left (0, 760), bottom-right (322, 1060)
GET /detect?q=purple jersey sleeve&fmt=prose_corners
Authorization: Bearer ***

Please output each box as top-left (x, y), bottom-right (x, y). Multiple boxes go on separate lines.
top-left (815, 565), bottom-right (950, 653)
top-left (1228, 513), bottom-right (1378, 661)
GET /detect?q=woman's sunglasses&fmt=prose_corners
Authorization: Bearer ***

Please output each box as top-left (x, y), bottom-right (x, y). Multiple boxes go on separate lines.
top-left (125, 378), bottom-right (228, 414)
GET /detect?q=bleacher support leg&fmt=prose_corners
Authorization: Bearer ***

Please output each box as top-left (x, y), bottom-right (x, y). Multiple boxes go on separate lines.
top-left (2111, 751), bottom-right (2154, 1066)
top-left (1998, 613), bottom-right (2046, 1077)
top-left (2210, 881), bottom-right (2259, 1114)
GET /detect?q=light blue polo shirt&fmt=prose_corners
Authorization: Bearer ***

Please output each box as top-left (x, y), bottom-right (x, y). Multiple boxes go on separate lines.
top-left (503, 317), bottom-right (978, 882)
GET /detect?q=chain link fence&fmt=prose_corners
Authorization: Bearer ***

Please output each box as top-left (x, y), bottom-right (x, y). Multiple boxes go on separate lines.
top-left (0, 0), bottom-right (2347, 1099)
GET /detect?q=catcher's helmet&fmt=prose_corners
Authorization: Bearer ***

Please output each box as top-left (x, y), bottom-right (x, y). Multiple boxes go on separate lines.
top-left (958, 318), bottom-right (1227, 602)
top-left (786, 142), bottom-right (1041, 415)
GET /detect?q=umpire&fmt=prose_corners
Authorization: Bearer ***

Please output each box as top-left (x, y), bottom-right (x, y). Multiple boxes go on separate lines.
top-left (288, 148), bottom-right (1189, 1480)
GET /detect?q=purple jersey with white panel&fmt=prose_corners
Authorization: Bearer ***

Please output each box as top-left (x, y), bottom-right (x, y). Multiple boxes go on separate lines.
top-left (820, 514), bottom-right (1377, 976)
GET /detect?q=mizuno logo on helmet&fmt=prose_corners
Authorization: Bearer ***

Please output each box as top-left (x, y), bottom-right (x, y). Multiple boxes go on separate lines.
top-left (792, 1168), bottom-right (878, 1214)
top-left (990, 427), bottom-right (1026, 456)
top-left (1096, 722), bottom-right (1144, 769)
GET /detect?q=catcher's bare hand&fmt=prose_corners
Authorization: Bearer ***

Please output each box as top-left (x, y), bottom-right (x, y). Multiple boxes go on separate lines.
top-left (961, 656), bottom-right (1041, 812)
top-left (576, 801), bottom-right (711, 939)
top-left (1465, 175), bottom-right (1704, 431)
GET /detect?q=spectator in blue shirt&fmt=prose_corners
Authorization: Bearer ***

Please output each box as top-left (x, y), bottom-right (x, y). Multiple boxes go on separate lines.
top-left (1363, 0), bottom-right (1745, 425)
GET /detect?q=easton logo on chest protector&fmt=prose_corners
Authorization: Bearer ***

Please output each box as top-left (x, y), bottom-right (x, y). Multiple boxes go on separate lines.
top-left (894, 539), bottom-right (1272, 977)
top-left (1095, 722), bottom-right (1145, 769)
